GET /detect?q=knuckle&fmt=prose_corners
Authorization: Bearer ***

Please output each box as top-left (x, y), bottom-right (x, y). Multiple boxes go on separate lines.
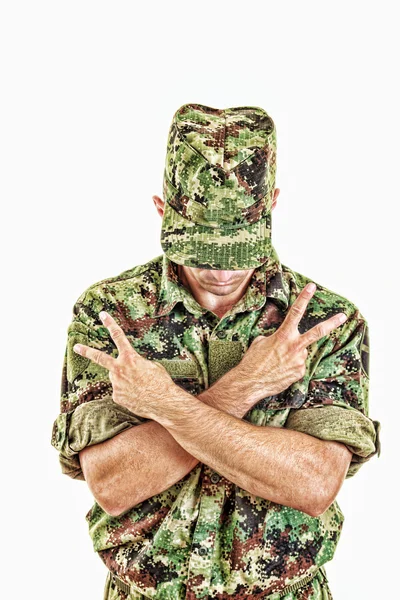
top-left (290, 303), bottom-right (303, 317)
top-left (312, 325), bottom-right (324, 341)
top-left (112, 327), bottom-right (123, 339)
top-left (94, 350), bottom-right (103, 364)
top-left (276, 325), bottom-right (289, 341)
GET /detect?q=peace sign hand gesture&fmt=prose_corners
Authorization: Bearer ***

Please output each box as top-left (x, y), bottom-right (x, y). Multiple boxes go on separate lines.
top-left (239, 282), bottom-right (348, 401)
top-left (73, 311), bottom-right (176, 419)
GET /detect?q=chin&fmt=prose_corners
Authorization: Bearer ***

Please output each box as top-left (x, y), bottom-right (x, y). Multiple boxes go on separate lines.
top-left (207, 285), bottom-right (234, 295)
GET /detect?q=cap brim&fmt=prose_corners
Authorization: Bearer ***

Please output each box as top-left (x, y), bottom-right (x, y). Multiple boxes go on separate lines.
top-left (160, 200), bottom-right (273, 270)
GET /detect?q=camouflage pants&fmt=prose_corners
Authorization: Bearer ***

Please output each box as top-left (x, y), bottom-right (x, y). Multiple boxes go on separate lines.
top-left (103, 565), bottom-right (333, 599)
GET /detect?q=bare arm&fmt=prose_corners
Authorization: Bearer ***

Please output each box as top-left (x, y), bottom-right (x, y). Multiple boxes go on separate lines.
top-left (80, 364), bottom-right (258, 515)
top-left (81, 363), bottom-right (351, 518)
top-left (78, 285), bottom-right (353, 518)
top-left (151, 385), bottom-right (352, 519)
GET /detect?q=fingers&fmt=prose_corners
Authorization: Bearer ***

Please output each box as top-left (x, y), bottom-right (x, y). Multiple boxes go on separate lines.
top-left (279, 283), bottom-right (317, 336)
top-left (72, 311), bottom-right (136, 370)
top-left (299, 311), bottom-right (348, 348)
top-left (73, 343), bottom-right (116, 371)
top-left (99, 311), bottom-right (135, 357)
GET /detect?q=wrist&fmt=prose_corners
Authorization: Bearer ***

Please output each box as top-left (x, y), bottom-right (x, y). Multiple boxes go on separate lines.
top-left (236, 361), bottom-right (277, 404)
top-left (149, 381), bottom-right (195, 428)
top-left (200, 363), bottom-right (260, 418)
top-left (229, 361), bottom-right (260, 399)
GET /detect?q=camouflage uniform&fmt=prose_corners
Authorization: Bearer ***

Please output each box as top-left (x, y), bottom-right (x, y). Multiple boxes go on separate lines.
top-left (102, 561), bottom-right (333, 599)
top-left (51, 247), bottom-right (380, 599)
top-left (51, 104), bottom-right (381, 599)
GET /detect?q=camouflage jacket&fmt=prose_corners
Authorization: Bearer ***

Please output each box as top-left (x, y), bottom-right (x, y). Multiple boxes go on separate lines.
top-left (51, 243), bottom-right (381, 599)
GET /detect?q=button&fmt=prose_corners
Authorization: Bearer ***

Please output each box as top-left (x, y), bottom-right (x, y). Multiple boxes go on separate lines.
top-left (198, 547), bottom-right (208, 556)
top-left (216, 330), bottom-right (226, 339)
top-left (210, 473), bottom-right (221, 483)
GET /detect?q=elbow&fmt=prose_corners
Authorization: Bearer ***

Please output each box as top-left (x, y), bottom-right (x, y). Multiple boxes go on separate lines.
top-left (299, 485), bottom-right (333, 518)
top-left (98, 499), bottom-right (126, 518)
top-left (87, 492), bottom-right (117, 518)
top-left (89, 482), bottom-right (128, 517)
top-left (79, 448), bottom-right (140, 517)
top-left (89, 479), bottom-right (138, 518)
top-left (305, 446), bottom-right (351, 518)
top-left (97, 494), bottom-right (138, 517)
top-left (79, 448), bottom-right (121, 516)
top-left (306, 496), bottom-right (331, 518)
top-left (96, 483), bottom-right (133, 517)
top-left (89, 477), bottom-right (127, 517)
top-left (107, 505), bottom-right (133, 518)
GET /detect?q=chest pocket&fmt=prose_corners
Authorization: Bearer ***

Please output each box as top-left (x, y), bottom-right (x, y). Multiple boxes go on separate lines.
top-left (208, 340), bottom-right (244, 386)
top-left (155, 358), bottom-right (204, 396)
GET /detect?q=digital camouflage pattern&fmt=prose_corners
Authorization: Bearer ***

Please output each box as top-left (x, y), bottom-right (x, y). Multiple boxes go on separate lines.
top-left (103, 562), bottom-right (333, 599)
top-left (51, 243), bottom-right (381, 599)
top-left (161, 103), bottom-right (277, 270)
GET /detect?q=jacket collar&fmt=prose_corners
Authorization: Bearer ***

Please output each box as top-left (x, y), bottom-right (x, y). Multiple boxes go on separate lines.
top-left (154, 244), bottom-right (290, 318)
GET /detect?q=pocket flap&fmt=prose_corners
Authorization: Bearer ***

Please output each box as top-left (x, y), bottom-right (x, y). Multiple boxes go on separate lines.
top-left (208, 340), bottom-right (244, 386)
top-left (155, 358), bottom-right (201, 379)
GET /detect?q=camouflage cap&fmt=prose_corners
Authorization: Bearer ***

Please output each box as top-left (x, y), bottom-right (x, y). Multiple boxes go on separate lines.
top-left (160, 103), bottom-right (277, 270)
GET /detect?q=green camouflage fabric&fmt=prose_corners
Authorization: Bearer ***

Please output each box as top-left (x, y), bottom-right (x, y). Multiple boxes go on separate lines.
top-left (103, 563), bottom-right (333, 599)
top-left (51, 243), bottom-right (381, 599)
top-left (161, 103), bottom-right (277, 270)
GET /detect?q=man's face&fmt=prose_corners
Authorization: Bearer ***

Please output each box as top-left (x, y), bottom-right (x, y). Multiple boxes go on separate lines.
top-left (177, 263), bottom-right (255, 298)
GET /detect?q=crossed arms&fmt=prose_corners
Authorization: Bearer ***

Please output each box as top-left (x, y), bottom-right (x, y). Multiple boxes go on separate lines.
top-left (79, 354), bottom-right (352, 519)
top-left (74, 286), bottom-right (360, 516)
top-left (58, 282), bottom-right (379, 519)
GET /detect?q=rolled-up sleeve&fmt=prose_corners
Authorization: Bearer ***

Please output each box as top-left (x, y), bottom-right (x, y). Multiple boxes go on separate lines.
top-left (50, 289), bottom-right (148, 480)
top-left (285, 312), bottom-right (381, 479)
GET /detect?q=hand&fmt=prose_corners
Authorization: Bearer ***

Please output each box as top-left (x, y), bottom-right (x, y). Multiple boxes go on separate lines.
top-left (72, 311), bottom-right (176, 419)
top-left (239, 282), bottom-right (348, 400)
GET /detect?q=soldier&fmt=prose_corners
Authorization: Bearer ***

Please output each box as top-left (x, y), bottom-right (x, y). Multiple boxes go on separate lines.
top-left (51, 103), bottom-right (381, 599)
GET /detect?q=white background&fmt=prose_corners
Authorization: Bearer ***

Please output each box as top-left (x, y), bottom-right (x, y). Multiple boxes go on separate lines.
top-left (1, 1), bottom-right (397, 598)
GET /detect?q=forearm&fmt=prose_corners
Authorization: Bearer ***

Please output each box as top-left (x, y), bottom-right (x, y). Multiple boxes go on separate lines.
top-left (80, 366), bottom-right (255, 515)
top-left (151, 387), bottom-right (350, 518)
